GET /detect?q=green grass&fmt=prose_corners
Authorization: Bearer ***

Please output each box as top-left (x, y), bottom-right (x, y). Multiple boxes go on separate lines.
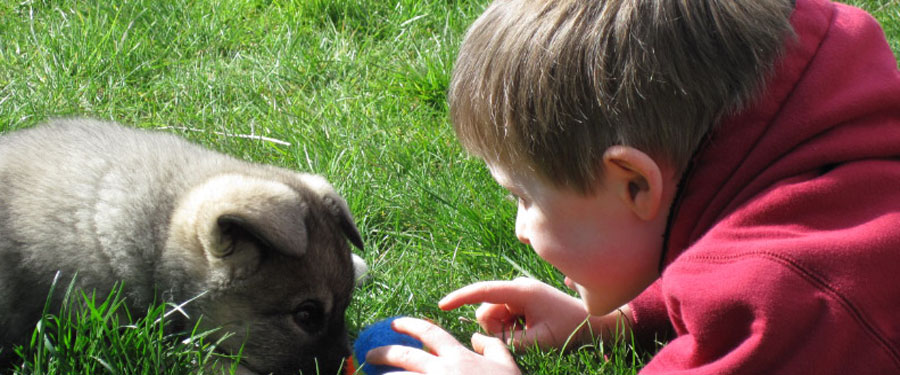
top-left (0, 0), bottom-right (897, 374)
top-left (9, 275), bottom-right (240, 374)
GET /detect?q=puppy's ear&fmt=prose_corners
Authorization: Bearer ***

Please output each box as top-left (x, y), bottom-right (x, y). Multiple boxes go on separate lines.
top-left (322, 195), bottom-right (363, 250)
top-left (172, 175), bottom-right (312, 270)
top-left (203, 214), bottom-right (294, 280)
top-left (211, 212), bottom-right (308, 259)
top-left (297, 173), bottom-right (364, 250)
top-left (199, 188), bottom-right (309, 280)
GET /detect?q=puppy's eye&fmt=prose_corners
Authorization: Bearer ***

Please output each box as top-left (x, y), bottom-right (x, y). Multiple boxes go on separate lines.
top-left (293, 301), bottom-right (325, 333)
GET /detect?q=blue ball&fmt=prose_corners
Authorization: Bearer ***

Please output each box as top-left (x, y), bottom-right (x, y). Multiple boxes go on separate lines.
top-left (353, 316), bottom-right (424, 375)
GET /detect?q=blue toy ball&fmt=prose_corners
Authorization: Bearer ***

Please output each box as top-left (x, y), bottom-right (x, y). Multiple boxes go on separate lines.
top-left (353, 316), bottom-right (424, 375)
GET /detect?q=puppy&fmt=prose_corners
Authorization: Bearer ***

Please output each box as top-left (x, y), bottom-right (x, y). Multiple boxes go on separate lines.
top-left (0, 118), bottom-right (365, 375)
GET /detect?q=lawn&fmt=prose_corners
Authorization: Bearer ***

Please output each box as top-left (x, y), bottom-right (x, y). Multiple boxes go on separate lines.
top-left (0, 0), bottom-right (897, 374)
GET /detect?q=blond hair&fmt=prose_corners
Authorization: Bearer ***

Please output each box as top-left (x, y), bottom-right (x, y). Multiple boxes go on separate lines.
top-left (449, 0), bottom-right (794, 193)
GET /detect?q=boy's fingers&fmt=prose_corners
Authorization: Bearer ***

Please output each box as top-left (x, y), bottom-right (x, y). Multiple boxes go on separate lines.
top-left (475, 303), bottom-right (523, 334)
top-left (365, 345), bottom-right (434, 373)
top-left (482, 317), bottom-right (547, 350)
top-left (476, 300), bottom-right (524, 319)
top-left (472, 333), bottom-right (516, 363)
top-left (480, 327), bottom-right (532, 349)
top-left (391, 317), bottom-right (463, 355)
top-left (439, 280), bottom-right (531, 310)
top-left (503, 326), bottom-right (543, 349)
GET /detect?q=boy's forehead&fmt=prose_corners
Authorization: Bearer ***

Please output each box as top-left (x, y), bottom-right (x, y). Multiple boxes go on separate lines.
top-left (487, 160), bottom-right (608, 198)
top-left (487, 162), bottom-right (535, 191)
top-left (486, 163), bottom-right (508, 183)
top-left (486, 163), bottom-right (516, 186)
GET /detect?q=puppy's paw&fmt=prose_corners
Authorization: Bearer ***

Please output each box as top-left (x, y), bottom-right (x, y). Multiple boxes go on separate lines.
top-left (352, 253), bottom-right (370, 287)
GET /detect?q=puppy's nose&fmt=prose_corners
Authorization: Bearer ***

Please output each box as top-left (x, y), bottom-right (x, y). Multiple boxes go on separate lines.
top-left (312, 342), bottom-right (351, 375)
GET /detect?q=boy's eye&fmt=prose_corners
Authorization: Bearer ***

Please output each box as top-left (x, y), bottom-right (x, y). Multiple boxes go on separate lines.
top-left (505, 193), bottom-right (530, 208)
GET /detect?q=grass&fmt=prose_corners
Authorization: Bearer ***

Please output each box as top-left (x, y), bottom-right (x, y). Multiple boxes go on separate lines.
top-left (10, 275), bottom-right (239, 374)
top-left (0, 0), bottom-right (897, 374)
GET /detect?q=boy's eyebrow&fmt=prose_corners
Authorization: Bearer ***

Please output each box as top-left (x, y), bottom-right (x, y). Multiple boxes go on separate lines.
top-left (505, 184), bottom-right (525, 197)
top-left (507, 179), bottom-right (531, 197)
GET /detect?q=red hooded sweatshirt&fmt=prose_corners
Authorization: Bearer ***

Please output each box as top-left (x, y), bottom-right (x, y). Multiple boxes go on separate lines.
top-left (628, 0), bottom-right (900, 373)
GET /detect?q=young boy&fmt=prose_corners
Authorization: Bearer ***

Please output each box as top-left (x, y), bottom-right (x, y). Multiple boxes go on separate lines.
top-left (367, 0), bottom-right (900, 373)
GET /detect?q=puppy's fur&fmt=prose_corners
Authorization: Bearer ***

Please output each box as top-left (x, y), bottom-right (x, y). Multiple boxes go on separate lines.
top-left (0, 118), bottom-right (365, 375)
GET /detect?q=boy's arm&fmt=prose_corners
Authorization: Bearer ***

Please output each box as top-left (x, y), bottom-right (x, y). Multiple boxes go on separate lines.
top-left (642, 252), bottom-right (900, 374)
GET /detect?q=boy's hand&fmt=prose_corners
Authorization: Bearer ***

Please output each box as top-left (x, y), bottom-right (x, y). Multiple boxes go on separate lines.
top-left (439, 278), bottom-right (594, 350)
top-left (364, 317), bottom-right (521, 375)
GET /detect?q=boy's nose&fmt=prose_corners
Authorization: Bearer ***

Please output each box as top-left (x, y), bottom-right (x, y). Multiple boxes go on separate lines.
top-left (515, 211), bottom-right (530, 245)
top-left (516, 232), bottom-right (530, 245)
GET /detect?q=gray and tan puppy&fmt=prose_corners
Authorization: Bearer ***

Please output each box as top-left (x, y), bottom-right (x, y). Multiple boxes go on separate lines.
top-left (0, 118), bottom-right (366, 375)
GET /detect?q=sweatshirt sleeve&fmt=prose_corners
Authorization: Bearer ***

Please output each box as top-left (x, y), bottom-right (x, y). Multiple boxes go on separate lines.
top-left (638, 255), bottom-right (900, 375)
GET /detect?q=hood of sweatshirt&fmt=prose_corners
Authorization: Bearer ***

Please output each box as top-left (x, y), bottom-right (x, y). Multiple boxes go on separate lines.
top-left (662, 0), bottom-right (900, 267)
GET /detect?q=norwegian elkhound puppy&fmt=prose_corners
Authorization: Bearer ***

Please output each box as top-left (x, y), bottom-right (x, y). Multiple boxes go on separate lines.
top-left (0, 118), bottom-right (366, 375)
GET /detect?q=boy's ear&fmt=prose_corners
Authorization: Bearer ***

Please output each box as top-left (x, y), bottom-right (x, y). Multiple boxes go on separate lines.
top-left (601, 146), bottom-right (664, 221)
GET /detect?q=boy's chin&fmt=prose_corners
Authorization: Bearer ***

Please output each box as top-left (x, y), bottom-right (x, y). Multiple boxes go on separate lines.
top-left (575, 285), bottom-right (623, 316)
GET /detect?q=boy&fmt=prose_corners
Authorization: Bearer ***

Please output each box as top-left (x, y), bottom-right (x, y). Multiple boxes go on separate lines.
top-left (367, 0), bottom-right (900, 373)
